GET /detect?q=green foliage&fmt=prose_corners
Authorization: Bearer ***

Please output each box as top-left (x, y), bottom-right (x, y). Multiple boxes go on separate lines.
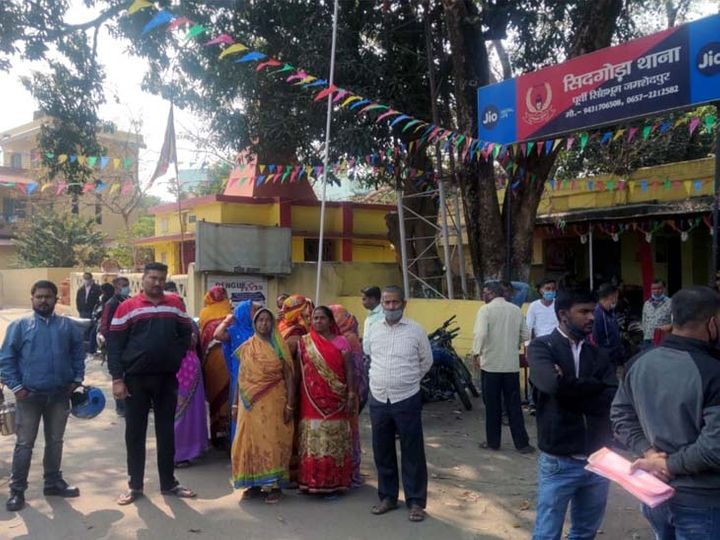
top-left (106, 215), bottom-right (155, 269)
top-left (12, 210), bottom-right (107, 268)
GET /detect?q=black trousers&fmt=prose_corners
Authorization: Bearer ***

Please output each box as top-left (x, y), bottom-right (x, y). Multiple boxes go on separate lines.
top-left (124, 373), bottom-right (179, 491)
top-left (369, 391), bottom-right (428, 508)
top-left (481, 370), bottom-right (530, 450)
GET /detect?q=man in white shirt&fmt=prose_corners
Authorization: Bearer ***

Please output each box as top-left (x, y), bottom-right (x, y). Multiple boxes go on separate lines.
top-left (473, 281), bottom-right (534, 454)
top-left (526, 278), bottom-right (559, 339)
top-left (367, 285), bottom-right (433, 523)
top-left (361, 286), bottom-right (384, 355)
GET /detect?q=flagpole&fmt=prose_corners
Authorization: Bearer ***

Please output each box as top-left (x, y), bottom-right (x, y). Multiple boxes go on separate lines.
top-left (169, 102), bottom-right (185, 274)
top-left (314, 0), bottom-right (340, 305)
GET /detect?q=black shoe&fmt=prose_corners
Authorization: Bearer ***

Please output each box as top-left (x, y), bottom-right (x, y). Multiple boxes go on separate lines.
top-left (6, 492), bottom-right (25, 511)
top-left (43, 480), bottom-right (80, 497)
top-left (517, 445), bottom-right (536, 455)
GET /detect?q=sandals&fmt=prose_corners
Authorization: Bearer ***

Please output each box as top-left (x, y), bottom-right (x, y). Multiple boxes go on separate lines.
top-left (371, 498), bottom-right (399, 515)
top-left (161, 484), bottom-right (197, 498)
top-left (117, 489), bottom-right (144, 506)
top-left (264, 489), bottom-right (283, 504)
top-left (242, 487), bottom-right (264, 501)
top-left (408, 505), bottom-right (426, 522)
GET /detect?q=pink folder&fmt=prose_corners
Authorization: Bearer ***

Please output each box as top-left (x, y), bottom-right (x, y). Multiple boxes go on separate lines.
top-left (585, 447), bottom-right (675, 508)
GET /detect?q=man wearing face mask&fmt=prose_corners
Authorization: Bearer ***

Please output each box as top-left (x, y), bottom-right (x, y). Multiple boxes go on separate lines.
top-left (611, 286), bottom-right (720, 538)
top-left (99, 276), bottom-right (131, 416)
top-left (76, 272), bottom-right (102, 320)
top-left (592, 283), bottom-right (625, 369)
top-left (528, 288), bottom-right (617, 540)
top-left (640, 279), bottom-right (672, 350)
top-left (527, 278), bottom-right (560, 341)
top-left (366, 285), bottom-right (433, 523)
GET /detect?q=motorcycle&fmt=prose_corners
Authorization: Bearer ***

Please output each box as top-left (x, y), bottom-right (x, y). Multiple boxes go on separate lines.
top-left (421, 316), bottom-right (480, 410)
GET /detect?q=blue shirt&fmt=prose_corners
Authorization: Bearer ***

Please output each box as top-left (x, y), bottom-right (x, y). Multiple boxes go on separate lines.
top-left (592, 305), bottom-right (624, 365)
top-left (0, 312), bottom-right (85, 393)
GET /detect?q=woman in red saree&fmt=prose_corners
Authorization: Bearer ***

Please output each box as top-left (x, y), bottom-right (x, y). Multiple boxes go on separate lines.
top-left (297, 306), bottom-right (357, 495)
top-left (198, 286), bottom-right (232, 447)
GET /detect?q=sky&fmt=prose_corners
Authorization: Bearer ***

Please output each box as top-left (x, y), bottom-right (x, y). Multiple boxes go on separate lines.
top-left (0, 1), bottom-right (718, 202)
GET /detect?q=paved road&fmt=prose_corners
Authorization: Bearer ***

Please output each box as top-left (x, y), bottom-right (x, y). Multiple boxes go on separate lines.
top-left (0, 309), bottom-right (652, 540)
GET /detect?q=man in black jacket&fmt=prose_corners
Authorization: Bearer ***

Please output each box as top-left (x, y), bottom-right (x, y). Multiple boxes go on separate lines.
top-left (76, 272), bottom-right (102, 319)
top-left (528, 288), bottom-right (617, 540)
top-left (611, 286), bottom-right (720, 538)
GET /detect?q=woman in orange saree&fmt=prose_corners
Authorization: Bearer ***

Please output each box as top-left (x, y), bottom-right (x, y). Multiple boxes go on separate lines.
top-left (198, 286), bottom-right (232, 447)
top-left (297, 306), bottom-right (357, 495)
top-left (231, 308), bottom-right (295, 504)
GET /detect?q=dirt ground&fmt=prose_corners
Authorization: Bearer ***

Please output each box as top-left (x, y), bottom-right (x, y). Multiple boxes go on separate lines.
top-left (0, 309), bottom-right (653, 540)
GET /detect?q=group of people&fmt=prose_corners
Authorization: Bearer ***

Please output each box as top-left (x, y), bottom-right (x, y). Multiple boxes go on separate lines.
top-left (8, 263), bottom-right (715, 538)
top-left (1, 266), bottom-right (433, 523)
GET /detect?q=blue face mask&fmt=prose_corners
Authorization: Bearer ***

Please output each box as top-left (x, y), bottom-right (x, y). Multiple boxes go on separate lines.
top-left (543, 291), bottom-right (556, 302)
top-left (120, 286), bottom-right (130, 296)
top-left (651, 293), bottom-right (664, 300)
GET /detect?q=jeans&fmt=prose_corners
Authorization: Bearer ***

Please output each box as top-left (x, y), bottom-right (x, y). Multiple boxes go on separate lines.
top-left (124, 374), bottom-right (179, 491)
top-left (369, 391), bottom-right (428, 508)
top-left (533, 453), bottom-right (609, 540)
top-left (481, 370), bottom-right (530, 449)
top-left (10, 390), bottom-right (71, 492)
top-left (642, 500), bottom-right (720, 539)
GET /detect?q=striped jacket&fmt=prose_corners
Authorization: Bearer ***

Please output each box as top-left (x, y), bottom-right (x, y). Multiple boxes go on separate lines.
top-left (107, 292), bottom-right (192, 379)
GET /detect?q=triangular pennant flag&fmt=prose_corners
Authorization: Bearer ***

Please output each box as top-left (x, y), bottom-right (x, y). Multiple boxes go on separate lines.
top-left (167, 16), bottom-right (192, 31)
top-left (235, 51), bottom-right (267, 63)
top-left (44, 151), bottom-right (55, 159)
top-left (689, 117), bottom-right (701, 136)
top-left (664, 178), bottom-right (671, 190)
top-left (526, 141), bottom-right (535, 155)
top-left (390, 114), bottom-right (410, 127)
top-left (86, 156), bottom-right (98, 168)
top-left (694, 179), bottom-right (703, 192)
top-left (359, 104), bottom-right (389, 114)
top-left (142, 11), bottom-right (174, 35)
top-left (613, 129), bottom-right (626, 141)
top-left (77, 155), bottom-right (87, 166)
top-left (58, 154), bottom-right (68, 164)
top-left (627, 127), bottom-right (639, 142)
top-left (552, 139), bottom-right (563, 152)
top-left (544, 140), bottom-right (553, 155)
top-left (268, 165), bottom-right (276, 173)
top-left (100, 156), bottom-right (110, 169)
top-left (82, 182), bottom-right (95, 193)
top-left (492, 144), bottom-right (501, 159)
top-left (348, 98), bottom-right (371, 110)
top-left (255, 175), bottom-right (266, 186)
top-left (16, 184), bottom-right (27, 194)
top-left (683, 180), bottom-right (692, 195)
top-left (259, 164), bottom-right (266, 173)
top-left (219, 43), bottom-right (248, 59)
top-left (205, 34), bottom-right (234, 46)
top-left (269, 63), bottom-right (295, 75)
top-left (40, 182), bottom-right (52, 192)
top-left (332, 89), bottom-right (349, 103)
top-left (600, 131), bottom-right (612, 144)
top-left (27, 182), bottom-right (38, 195)
top-left (402, 119), bottom-right (423, 132)
top-left (587, 180), bottom-right (594, 191)
top-left (313, 84), bottom-right (337, 101)
top-left (121, 181), bottom-right (133, 195)
top-left (705, 114), bottom-right (717, 133)
top-left (122, 158), bottom-right (131, 170)
top-left (256, 58), bottom-right (283, 72)
top-left (565, 137), bottom-right (575, 150)
top-left (579, 133), bottom-right (589, 150)
top-left (112, 157), bottom-right (120, 169)
top-left (642, 125), bottom-right (652, 140)
top-left (659, 121), bottom-right (671, 135)
top-left (55, 181), bottom-right (67, 195)
top-left (640, 180), bottom-right (648, 192)
top-left (340, 95), bottom-right (361, 108)
top-left (303, 79), bottom-right (327, 88)
top-left (95, 182), bottom-right (107, 193)
top-left (377, 109), bottom-right (401, 122)
top-left (286, 70), bottom-right (308, 83)
top-left (536, 140), bottom-right (544, 156)
top-left (109, 182), bottom-right (120, 194)
top-left (128, 0), bottom-right (153, 15)
top-left (184, 25), bottom-right (206, 40)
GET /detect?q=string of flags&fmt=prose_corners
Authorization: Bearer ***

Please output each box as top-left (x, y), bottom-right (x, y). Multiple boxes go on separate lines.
top-left (35, 151), bottom-right (136, 170)
top-left (541, 217), bottom-right (707, 242)
top-left (0, 179), bottom-right (138, 196)
top-left (127, 0), bottom-right (718, 192)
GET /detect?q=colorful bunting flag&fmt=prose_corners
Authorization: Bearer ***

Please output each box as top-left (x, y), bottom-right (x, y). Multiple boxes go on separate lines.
top-left (142, 11), bottom-right (174, 35)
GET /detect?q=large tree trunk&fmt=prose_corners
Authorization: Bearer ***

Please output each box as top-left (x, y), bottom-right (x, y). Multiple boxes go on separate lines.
top-left (443, 0), bottom-right (624, 284)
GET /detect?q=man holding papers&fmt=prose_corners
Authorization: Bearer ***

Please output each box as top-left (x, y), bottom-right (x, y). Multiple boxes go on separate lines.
top-left (612, 286), bottom-right (720, 539)
top-left (528, 288), bottom-right (618, 540)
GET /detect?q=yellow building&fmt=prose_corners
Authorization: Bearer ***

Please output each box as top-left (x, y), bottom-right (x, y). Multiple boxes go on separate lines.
top-left (137, 175), bottom-right (397, 275)
top-left (0, 114), bottom-right (144, 267)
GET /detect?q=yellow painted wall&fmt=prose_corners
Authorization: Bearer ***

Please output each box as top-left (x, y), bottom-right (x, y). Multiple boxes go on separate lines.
top-left (620, 233), bottom-right (642, 286)
top-left (352, 240), bottom-right (396, 263)
top-left (0, 267), bottom-right (79, 308)
top-left (291, 205), bottom-right (342, 234)
top-left (291, 237), bottom-right (305, 262)
top-left (221, 201), bottom-right (277, 227)
top-left (353, 207), bottom-right (390, 236)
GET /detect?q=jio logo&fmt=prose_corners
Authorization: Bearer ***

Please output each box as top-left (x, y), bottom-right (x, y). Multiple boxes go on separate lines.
top-left (697, 42), bottom-right (720, 75)
top-left (482, 105), bottom-right (499, 130)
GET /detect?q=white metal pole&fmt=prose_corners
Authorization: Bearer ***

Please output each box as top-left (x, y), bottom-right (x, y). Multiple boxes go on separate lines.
top-left (454, 188), bottom-right (468, 297)
top-left (314, 0), bottom-right (340, 305)
top-left (437, 177), bottom-right (454, 298)
top-left (396, 190), bottom-right (411, 296)
top-left (589, 225), bottom-right (594, 291)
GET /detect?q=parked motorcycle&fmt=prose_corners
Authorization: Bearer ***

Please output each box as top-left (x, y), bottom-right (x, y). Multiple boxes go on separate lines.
top-left (421, 316), bottom-right (479, 410)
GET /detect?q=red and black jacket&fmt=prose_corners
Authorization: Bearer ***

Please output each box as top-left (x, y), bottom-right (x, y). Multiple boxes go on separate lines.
top-left (107, 292), bottom-right (192, 379)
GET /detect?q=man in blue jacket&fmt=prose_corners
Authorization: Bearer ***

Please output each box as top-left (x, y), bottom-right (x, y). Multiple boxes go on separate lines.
top-left (0, 280), bottom-right (85, 512)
